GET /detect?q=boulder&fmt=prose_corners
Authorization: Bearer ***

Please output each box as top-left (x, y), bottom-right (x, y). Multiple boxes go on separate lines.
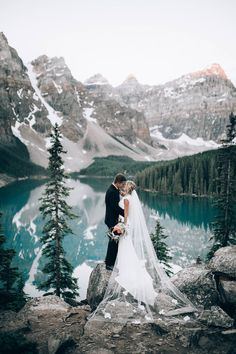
top-left (0, 295), bottom-right (89, 354)
top-left (171, 264), bottom-right (219, 308)
top-left (208, 246), bottom-right (236, 278)
top-left (19, 294), bottom-right (70, 314)
top-left (198, 306), bottom-right (234, 328)
top-left (219, 278), bottom-right (236, 305)
top-left (86, 263), bottom-right (111, 310)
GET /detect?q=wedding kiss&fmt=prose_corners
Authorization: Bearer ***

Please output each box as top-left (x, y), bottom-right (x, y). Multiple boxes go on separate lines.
top-left (88, 174), bottom-right (198, 324)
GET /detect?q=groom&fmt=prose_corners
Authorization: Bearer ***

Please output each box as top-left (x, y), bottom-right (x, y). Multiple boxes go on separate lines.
top-left (104, 173), bottom-right (127, 270)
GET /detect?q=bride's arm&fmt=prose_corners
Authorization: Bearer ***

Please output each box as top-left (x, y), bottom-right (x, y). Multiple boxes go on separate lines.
top-left (124, 199), bottom-right (129, 225)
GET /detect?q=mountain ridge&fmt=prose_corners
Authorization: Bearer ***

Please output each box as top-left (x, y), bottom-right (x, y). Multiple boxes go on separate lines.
top-left (1, 31), bottom-right (234, 187)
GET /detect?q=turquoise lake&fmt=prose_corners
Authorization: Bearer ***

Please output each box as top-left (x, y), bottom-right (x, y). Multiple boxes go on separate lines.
top-left (0, 177), bottom-right (214, 300)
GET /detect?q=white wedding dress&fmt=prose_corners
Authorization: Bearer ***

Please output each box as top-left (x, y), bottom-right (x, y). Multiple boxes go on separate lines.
top-left (88, 190), bottom-right (197, 324)
top-left (115, 194), bottom-right (158, 306)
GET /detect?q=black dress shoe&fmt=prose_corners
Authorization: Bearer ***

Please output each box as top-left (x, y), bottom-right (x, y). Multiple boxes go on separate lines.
top-left (106, 265), bottom-right (114, 271)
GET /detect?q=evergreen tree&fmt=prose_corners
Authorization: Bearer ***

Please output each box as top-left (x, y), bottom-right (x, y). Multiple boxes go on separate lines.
top-left (38, 124), bottom-right (79, 300)
top-left (0, 212), bottom-right (26, 310)
top-left (207, 113), bottom-right (236, 259)
top-left (150, 219), bottom-right (173, 276)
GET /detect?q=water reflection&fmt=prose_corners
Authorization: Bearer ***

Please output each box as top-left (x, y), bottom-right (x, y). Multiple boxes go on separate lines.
top-left (0, 177), bottom-right (214, 299)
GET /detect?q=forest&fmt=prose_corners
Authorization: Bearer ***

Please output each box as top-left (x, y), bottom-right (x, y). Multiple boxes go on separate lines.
top-left (136, 146), bottom-right (236, 197)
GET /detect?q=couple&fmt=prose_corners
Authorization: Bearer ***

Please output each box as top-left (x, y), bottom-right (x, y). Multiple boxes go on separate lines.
top-left (88, 174), bottom-right (197, 323)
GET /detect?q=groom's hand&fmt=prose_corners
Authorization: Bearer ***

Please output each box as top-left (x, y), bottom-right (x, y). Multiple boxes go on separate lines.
top-left (113, 224), bottom-right (122, 234)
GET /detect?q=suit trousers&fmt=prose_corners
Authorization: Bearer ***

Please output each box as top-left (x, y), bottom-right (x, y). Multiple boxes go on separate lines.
top-left (105, 238), bottom-right (118, 266)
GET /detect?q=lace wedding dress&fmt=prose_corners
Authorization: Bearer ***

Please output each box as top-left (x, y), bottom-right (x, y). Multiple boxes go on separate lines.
top-left (88, 190), bottom-right (197, 324)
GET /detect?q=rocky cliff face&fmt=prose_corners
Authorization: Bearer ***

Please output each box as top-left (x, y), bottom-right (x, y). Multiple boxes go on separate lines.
top-left (0, 32), bottom-right (157, 177)
top-left (0, 33), bottom-right (49, 152)
top-left (114, 64), bottom-right (236, 141)
top-left (1, 31), bottom-right (235, 182)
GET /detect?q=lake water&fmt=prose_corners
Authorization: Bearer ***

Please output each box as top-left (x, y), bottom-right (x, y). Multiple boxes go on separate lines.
top-left (0, 177), bottom-right (214, 300)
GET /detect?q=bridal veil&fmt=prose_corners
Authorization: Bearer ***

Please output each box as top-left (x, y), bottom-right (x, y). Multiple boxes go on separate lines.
top-left (88, 190), bottom-right (197, 324)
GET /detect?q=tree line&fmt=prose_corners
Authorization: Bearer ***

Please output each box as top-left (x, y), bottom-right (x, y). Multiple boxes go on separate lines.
top-left (136, 144), bottom-right (236, 197)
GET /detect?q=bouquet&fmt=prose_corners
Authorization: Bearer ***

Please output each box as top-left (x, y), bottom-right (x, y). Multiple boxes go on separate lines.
top-left (107, 222), bottom-right (126, 243)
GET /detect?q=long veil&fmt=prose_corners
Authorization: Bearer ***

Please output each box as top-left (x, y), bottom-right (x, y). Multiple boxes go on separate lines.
top-left (88, 190), bottom-right (198, 324)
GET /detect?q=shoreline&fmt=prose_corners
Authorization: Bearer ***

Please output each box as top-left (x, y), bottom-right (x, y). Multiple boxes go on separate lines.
top-left (0, 174), bottom-right (215, 199)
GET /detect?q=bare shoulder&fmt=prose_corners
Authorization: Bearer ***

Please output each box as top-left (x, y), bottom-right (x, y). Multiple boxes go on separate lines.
top-left (123, 195), bottom-right (131, 203)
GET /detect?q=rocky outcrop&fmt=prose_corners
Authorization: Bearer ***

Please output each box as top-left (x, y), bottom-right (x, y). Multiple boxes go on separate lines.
top-left (86, 263), bottom-right (111, 311)
top-left (1, 261), bottom-right (236, 354)
top-left (171, 264), bottom-right (219, 308)
top-left (208, 246), bottom-right (236, 319)
top-left (208, 246), bottom-right (236, 278)
top-left (0, 295), bottom-right (90, 354)
top-left (1, 295), bottom-right (235, 354)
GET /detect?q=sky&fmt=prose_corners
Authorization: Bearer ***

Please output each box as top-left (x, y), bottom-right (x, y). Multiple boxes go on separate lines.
top-left (1, 0), bottom-right (236, 86)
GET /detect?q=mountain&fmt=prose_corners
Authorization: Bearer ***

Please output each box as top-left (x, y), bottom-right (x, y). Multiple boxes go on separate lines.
top-left (2, 32), bottom-right (235, 186)
top-left (0, 33), bottom-right (48, 180)
top-left (0, 32), bottom-right (160, 183)
top-left (114, 64), bottom-right (236, 141)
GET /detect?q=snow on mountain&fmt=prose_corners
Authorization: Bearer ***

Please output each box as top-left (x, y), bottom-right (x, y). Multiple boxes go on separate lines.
top-left (150, 126), bottom-right (219, 159)
top-left (26, 63), bottom-right (63, 126)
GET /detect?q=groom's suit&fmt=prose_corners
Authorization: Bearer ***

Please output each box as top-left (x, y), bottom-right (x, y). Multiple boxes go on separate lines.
top-left (104, 184), bottom-right (124, 267)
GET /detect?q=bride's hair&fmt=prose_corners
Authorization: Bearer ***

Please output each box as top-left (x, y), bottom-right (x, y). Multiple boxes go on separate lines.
top-left (126, 180), bottom-right (136, 194)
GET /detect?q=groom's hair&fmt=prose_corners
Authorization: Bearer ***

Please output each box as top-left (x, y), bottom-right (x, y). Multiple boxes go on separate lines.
top-left (114, 173), bottom-right (127, 183)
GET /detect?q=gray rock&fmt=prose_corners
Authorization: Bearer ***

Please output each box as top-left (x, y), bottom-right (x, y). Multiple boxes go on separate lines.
top-left (19, 295), bottom-right (71, 314)
top-left (219, 278), bottom-right (236, 304)
top-left (48, 333), bottom-right (73, 354)
top-left (198, 306), bottom-right (234, 328)
top-left (172, 264), bottom-right (219, 308)
top-left (208, 246), bottom-right (236, 278)
top-left (86, 263), bottom-right (111, 310)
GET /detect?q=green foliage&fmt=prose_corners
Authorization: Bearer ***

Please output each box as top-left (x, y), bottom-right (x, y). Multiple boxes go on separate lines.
top-left (136, 147), bottom-right (236, 197)
top-left (0, 331), bottom-right (38, 354)
top-left (150, 219), bottom-right (173, 276)
top-left (78, 155), bottom-right (158, 177)
top-left (38, 124), bottom-right (79, 300)
top-left (0, 142), bottom-right (46, 178)
top-left (0, 212), bottom-right (26, 310)
top-left (207, 113), bottom-right (236, 259)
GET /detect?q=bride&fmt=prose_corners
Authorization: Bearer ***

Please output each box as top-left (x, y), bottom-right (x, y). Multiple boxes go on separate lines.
top-left (88, 180), bottom-right (198, 324)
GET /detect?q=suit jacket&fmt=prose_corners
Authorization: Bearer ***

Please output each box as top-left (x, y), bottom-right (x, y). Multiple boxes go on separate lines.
top-left (105, 184), bottom-right (124, 229)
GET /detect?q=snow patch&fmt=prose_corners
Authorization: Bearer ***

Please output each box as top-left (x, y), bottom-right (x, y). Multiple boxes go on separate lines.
top-left (26, 63), bottom-right (63, 126)
top-left (83, 107), bottom-right (97, 123)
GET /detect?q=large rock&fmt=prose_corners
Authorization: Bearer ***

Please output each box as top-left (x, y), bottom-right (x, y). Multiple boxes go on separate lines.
top-left (86, 263), bottom-right (112, 310)
top-left (219, 278), bottom-right (236, 304)
top-left (171, 264), bottom-right (219, 308)
top-left (0, 295), bottom-right (90, 354)
top-left (208, 246), bottom-right (236, 278)
top-left (198, 306), bottom-right (234, 328)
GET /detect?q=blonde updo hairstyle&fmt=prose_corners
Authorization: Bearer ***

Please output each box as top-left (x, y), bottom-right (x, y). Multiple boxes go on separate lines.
top-left (126, 180), bottom-right (136, 194)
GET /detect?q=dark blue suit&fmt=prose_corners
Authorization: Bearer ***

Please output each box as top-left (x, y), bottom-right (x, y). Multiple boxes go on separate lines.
top-left (104, 184), bottom-right (124, 266)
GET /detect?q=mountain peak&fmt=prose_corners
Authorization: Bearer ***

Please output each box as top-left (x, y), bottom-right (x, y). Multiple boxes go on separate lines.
top-left (0, 32), bottom-right (8, 44)
top-left (123, 74), bottom-right (139, 84)
top-left (84, 73), bottom-right (110, 86)
top-left (191, 63), bottom-right (228, 80)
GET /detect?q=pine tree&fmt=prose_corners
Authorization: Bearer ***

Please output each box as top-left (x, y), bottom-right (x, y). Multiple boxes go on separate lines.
top-left (38, 124), bottom-right (79, 300)
top-left (207, 113), bottom-right (236, 259)
top-left (150, 219), bottom-right (173, 276)
top-left (0, 212), bottom-right (26, 310)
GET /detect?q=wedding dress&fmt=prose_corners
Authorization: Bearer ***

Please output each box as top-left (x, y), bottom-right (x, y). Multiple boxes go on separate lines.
top-left (88, 190), bottom-right (197, 324)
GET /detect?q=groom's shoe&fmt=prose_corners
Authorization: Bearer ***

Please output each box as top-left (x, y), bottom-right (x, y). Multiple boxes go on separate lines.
top-left (106, 265), bottom-right (114, 271)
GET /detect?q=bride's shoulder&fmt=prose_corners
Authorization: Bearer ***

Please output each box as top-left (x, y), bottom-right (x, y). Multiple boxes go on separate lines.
top-left (123, 194), bottom-right (131, 201)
